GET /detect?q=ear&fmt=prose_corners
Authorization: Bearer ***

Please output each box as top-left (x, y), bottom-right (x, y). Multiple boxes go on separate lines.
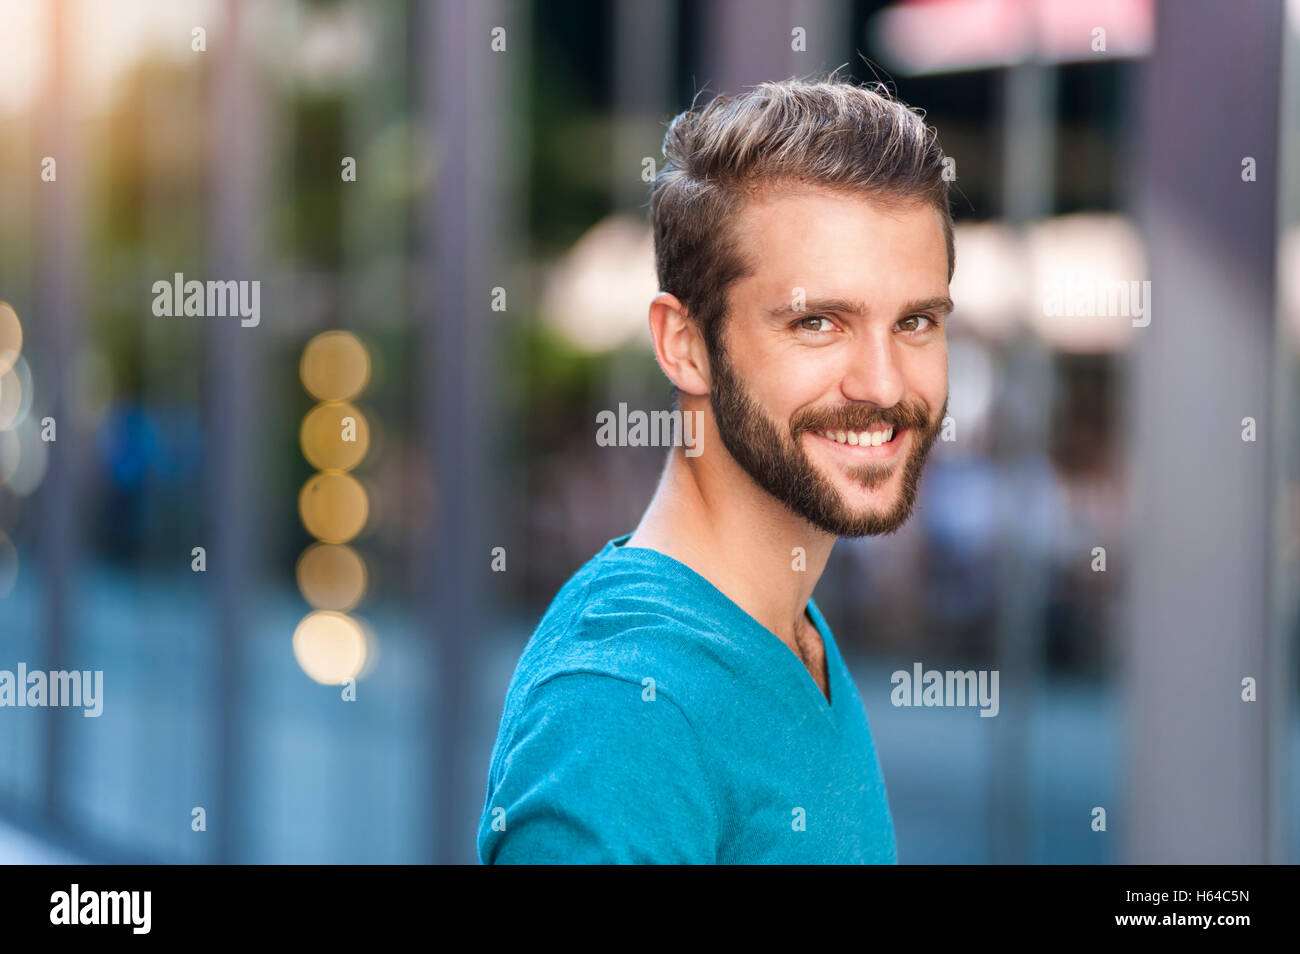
top-left (647, 291), bottom-right (710, 397)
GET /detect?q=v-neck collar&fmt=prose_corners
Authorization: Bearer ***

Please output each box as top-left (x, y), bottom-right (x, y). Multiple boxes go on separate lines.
top-left (602, 534), bottom-right (841, 728)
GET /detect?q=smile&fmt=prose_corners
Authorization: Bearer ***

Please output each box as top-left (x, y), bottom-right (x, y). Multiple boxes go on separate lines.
top-left (807, 427), bottom-right (907, 460)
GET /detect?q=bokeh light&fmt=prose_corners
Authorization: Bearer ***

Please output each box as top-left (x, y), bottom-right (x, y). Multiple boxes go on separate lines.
top-left (292, 610), bottom-right (368, 684)
top-left (0, 352), bottom-right (32, 431)
top-left (0, 302), bottom-right (21, 376)
top-left (299, 330), bottom-right (370, 401)
top-left (539, 215), bottom-right (657, 353)
top-left (295, 542), bottom-right (367, 611)
top-left (299, 400), bottom-right (370, 472)
top-left (298, 472), bottom-right (369, 543)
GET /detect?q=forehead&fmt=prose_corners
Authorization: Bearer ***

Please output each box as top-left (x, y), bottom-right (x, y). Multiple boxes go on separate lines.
top-left (729, 185), bottom-right (949, 306)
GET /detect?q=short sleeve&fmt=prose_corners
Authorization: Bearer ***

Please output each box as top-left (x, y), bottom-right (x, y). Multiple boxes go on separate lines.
top-left (478, 671), bottom-right (720, 864)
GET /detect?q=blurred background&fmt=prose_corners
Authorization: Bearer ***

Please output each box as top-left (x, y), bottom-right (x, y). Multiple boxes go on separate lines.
top-left (0, 0), bottom-right (1296, 864)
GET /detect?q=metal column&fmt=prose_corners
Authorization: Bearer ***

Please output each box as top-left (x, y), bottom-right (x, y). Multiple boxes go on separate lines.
top-left (206, 0), bottom-right (264, 864)
top-left (419, 0), bottom-right (514, 865)
top-left (1126, 0), bottom-right (1285, 864)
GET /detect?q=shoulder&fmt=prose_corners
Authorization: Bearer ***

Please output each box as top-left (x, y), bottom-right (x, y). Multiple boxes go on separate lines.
top-left (478, 557), bottom-right (738, 862)
top-left (508, 555), bottom-right (737, 712)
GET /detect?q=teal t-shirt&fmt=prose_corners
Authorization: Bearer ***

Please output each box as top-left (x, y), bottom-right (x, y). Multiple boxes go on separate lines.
top-left (477, 534), bottom-right (898, 864)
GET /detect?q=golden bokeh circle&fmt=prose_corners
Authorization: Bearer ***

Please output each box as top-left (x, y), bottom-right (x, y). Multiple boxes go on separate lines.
top-left (300, 330), bottom-right (370, 401)
top-left (298, 472), bottom-right (369, 543)
top-left (296, 542), bottom-right (368, 611)
top-left (0, 302), bottom-right (20, 376)
top-left (292, 610), bottom-right (368, 684)
top-left (299, 401), bottom-right (370, 472)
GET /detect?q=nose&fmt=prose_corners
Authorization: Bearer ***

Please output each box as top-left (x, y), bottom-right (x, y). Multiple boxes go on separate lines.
top-left (839, 328), bottom-right (906, 408)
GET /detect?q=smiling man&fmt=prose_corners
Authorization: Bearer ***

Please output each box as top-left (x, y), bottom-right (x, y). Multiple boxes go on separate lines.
top-left (479, 77), bottom-right (953, 864)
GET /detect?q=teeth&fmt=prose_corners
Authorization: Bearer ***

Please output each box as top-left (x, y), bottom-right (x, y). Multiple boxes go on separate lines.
top-left (819, 427), bottom-right (894, 446)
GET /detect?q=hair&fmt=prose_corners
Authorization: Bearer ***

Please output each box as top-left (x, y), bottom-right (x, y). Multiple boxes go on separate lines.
top-left (650, 74), bottom-right (955, 367)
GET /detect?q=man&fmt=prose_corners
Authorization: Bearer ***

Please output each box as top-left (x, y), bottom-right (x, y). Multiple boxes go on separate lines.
top-left (479, 76), bottom-right (953, 863)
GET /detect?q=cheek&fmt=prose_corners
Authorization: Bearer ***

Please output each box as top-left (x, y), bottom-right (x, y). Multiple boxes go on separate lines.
top-left (905, 344), bottom-right (948, 408)
top-left (744, 345), bottom-right (834, 414)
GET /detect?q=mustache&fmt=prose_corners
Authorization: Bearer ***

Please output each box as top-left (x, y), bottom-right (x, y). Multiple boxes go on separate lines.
top-left (790, 399), bottom-right (935, 435)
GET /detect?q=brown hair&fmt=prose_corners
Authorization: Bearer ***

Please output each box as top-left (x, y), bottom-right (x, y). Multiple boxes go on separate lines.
top-left (650, 75), bottom-right (954, 362)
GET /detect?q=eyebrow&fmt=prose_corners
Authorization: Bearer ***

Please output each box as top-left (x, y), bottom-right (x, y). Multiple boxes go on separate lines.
top-left (765, 295), bottom-right (955, 321)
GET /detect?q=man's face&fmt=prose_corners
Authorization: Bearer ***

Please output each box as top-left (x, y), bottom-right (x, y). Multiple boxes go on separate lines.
top-left (707, 186), bottom-right (950, 537)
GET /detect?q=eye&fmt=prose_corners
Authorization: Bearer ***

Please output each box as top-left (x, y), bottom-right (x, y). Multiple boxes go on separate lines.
top-left (795, 314), bottom-right (835, 333)
top-left (896, 314), bottom-right (935, 333)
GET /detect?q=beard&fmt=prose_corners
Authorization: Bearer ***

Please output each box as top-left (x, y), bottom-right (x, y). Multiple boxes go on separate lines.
top-left (707, 343), bottom-right (948, 537)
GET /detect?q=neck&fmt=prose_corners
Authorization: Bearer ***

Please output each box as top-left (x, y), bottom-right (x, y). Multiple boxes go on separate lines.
top-left (625, 436), bottom-right (834, 650)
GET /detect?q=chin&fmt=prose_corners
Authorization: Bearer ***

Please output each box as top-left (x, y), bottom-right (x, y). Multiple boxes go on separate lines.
top-left (833, 474), bottom-right (903, 506)
top-left (821, 484), bottom-right (918, 538)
